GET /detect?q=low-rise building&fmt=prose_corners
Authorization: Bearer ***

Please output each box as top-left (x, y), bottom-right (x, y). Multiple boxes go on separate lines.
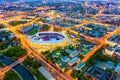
top-left (74, 62), bottom-right (85, 70)
top-left (114, 63), bottom-right (120, 74)
top-left (65, 49), bottom-right (79, 58)
top-left (104, 47), bottom-right (114, 56)
top-left (69, 50), bottom-right (79, 58)
top-left (85, 66), bottom-right (112, 80)
top-left (106, 34), bottom-right (120, 47)
top-left (106, 61), bottom-right (114, 69)
top-left (20, 23), bottom-right (38, 33)
top-left (61, 56), bottom-right (70, 63)
top-left (104, 45), bottom-right (120, 60)
top-left (68, 57), bottom-right (80, 66)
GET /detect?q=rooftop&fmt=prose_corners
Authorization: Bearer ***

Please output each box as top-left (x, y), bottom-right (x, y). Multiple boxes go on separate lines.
top-left (61, 56), bottom-right (70, 62)
top-left (69, 50), bottom-right (78, 58)
top-left (106, 61), bottom-right (114, 69)
top-left (86, 66), bottom-right (109, 80)
top-left (75, 62), bottom-right (85, 70)
top-left (107, 34), bottom-right (120, 44)
top-left (68, 57), bottom-right (80, 65)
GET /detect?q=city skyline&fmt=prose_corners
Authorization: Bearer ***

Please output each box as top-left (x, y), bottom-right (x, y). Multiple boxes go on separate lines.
top-left (0, 1), bottom-right (120, 80)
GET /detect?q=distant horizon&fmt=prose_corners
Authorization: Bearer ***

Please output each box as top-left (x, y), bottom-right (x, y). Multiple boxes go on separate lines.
top-left (0, 0), bottom-right (120, 3)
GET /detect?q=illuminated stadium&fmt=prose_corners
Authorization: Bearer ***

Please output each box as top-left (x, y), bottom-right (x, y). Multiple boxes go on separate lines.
top-left (29, 32), bottom-right (69, 52)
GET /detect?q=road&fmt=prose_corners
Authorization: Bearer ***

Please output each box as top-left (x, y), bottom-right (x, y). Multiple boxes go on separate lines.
top-left (65, 26), bottom-right (120, 74)
top-left (53, 16), bottom-right (120, 74)
top-left (95, 7), bottom-right (105, 17)
top-left (0, 55), bottom-right (28, 78)
top-left (37, 17), bottom-right (120, 65)
top-left (81, 26), bottom-right (120, 62)
top-left (0, 12), bottom-right (120, 80)
top-left (61, 17), bottom-right (110, 27)
top-left (1, 18), bottom-right (73, 80)
top-left (16, 31), bottom-right (73, 80)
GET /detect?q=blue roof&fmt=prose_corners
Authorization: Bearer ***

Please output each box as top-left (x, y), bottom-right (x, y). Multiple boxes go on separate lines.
top-left (61, 56), bottom-right (70, 62)
top-left (114, 62), bottom-right (120, 72)
top-left (75, 62), bottom-right (85, 70)
top-left (65, 49), bottom-right (79, 57)
top-left (70, 50), bottom-right (78, 58)
top-left (59, 65), bottom-right (65, 69)
top-left (65, 49), bottom-right (73, 54)
top-left (106, 61), bottom-right (114, 69)
top-left (115, 48), bottom-right (120, 53)
top-left (115, 65), bottom-right (120, 72)
top-left (68, 57), bottom-right (80, 64)
top-left (117, 62), bottom-right (120, 66)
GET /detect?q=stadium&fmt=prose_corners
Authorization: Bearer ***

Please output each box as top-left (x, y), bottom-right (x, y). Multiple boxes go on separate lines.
top-left (29, 32), bottom-right (69, 52)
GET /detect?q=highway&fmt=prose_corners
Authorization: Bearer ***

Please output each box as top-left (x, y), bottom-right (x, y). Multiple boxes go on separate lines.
top-left (80, 26), bottom-right (120, 62)
top-left (1, 18), bottom-right (73, 80)
top-left (95, 7), bottom-right (105, 17)
top-left (48, 15), bottom-right (120, 74)
top-left (37, 16), bottom-right (120, 65)
top-left (0, 55), bottom-right (27, 74)
top-left (0, 10), bottom-right (120, 80)
top-left (61, 17), bottom-right (110, 27)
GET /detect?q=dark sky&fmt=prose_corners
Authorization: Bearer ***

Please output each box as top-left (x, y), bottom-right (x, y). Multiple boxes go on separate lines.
top-left (0, 0), bottom-right (120, 3)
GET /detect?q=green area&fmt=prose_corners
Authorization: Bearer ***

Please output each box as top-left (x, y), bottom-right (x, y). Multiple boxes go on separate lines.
top-left (42, 48), bottom-right (70, 71)
top-left (70, 70), bottom-right (78, 78)
top-left (0, 43), bottom-right (8, 50)
top-left (86, 48), bottom-right (118, 66)
top-left (0, 30), bottom-right (19, 50)
top-left (70, 70), bottom-right (91, 80)
top-left (0, 61), bottom-right (5, 67)
top-left (41, 24), bottom-right (50, 31)
top-left (106, 68), bottom-right (113, 73)
top-left (4, 46), bottom-right (26, 60)
top-left (76, 43), bottom-right (91, 55)
top-left (68, 44), bottom-right (74, 50)
top-left (28, 30), bottom-right (38, 35)
top-left (43, 49), bottom-right (69, 62)
top-left (53, 27), bottom-right (60, 31)
top-left (23, 57), bottom-right (47, 80)
top-left (71, 47), bottom-right (118, 79)
top-left (4, 70), bottom-right (21, 80)
top-left (9, 21), bottom-right (27, 26)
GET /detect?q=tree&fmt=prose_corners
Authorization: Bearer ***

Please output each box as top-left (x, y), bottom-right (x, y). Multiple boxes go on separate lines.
top-left (43, 50), bottom-right (51, 55)
top-left (70, 70), bottom-right (78, 78)
top-left (79, 54), bottom-right (84, 59)
top-left (86, 47), bottom-right (118, 66)
top-left (68, 44), bottom-right (74, 50)
top-left (4, 70), bottom-right (21, 80)
top-left (29, 66), bottom-right (38, 75)
top-left (42, 24), bottom-right (50, 31)
top-left (0, 43), bottom-right (8, 50)
top-left (106, 68), bottom-right (113, 73)
top-left (64, 67), bottom-right (69, 72)
top-left (0, 61), bottom-right (4, 67)
top-left (61, 51), bottom-right (69, 56)
top-left (23, 57), bottom-right (41, 69)
top-left (76, 44), bottom-right (80, 48)
top-left (4, 46), bottom-right (26, 59)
